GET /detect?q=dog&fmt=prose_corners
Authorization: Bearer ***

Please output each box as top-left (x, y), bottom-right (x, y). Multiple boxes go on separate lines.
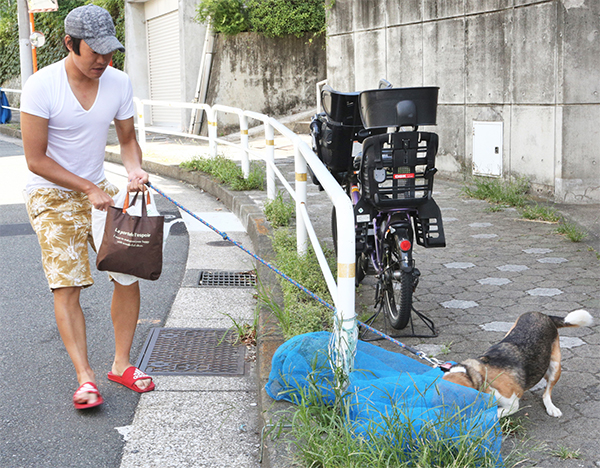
top-left (442, 310), bottom-right (593, 418)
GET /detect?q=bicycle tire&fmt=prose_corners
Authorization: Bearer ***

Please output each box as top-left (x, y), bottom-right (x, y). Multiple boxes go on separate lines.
top-left (382, 235), bottom-right (413, 329)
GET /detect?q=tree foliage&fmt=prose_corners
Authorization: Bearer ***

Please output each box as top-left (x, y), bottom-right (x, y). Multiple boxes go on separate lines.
top-left (0, 0), bottom-right (125, 86)
top-left (195, 0), bottom-right (328, 37)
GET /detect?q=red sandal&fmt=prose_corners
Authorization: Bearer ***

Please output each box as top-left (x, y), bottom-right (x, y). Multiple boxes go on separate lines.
top-left (73, 382), bottom-right (104, 409)
top-left (108, 366), bottom-right (155, 393)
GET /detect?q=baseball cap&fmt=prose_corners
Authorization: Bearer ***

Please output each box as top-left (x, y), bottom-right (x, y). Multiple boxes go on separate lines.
top-left (65, 4), bottom-right (125, 54)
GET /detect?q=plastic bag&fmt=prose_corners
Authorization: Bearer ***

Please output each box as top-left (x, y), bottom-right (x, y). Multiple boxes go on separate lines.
top-left (92, 188), bottom-right (162, 285)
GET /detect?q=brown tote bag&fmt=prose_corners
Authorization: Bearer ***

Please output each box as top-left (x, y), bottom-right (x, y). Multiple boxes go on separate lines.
top-left (96, 191), bottom-right (164, 281)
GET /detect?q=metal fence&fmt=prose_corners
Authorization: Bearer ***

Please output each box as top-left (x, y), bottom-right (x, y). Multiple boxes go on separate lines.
top-left (133, 98), bottom-right (357, 374)
top-left (0, 90), bottom-right (358, 375)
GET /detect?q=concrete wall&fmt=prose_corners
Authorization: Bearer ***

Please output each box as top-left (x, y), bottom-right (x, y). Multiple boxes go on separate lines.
top-left (205, 33), bottom-right (326, 130)
top-left (326, 0), bottom-right (600, 203)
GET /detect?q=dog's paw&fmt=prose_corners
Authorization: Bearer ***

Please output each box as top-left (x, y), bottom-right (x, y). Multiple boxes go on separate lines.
top-left (545, 405), bottom-right (563, 417)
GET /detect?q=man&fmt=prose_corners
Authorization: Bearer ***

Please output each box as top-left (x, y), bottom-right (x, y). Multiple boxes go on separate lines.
top-left (21, 4), bottom-right (154, 410)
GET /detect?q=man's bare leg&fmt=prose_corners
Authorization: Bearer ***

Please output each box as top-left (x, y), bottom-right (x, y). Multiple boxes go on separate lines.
top-left (53, 286), bottom-right (98, 405)
top-left (110, 281), bottom-right (151, 390)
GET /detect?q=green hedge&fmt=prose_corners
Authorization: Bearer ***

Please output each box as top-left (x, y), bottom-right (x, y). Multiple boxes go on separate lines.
top-left (0, 0), bottom-right (124, 86)
top-left (195, 0), bottom-right (328, 37)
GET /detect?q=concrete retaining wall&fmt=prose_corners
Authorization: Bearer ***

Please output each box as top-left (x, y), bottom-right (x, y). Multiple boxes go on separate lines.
top-left (326, 0), bottom-right (599, 203)
top-left (205, 33), bottom-right (326, 131)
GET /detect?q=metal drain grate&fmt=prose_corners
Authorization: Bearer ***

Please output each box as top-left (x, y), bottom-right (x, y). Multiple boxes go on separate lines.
top-left (136, 328), bottom-right (245, 376)
top-left (198, 270), bottom-right (257, 288)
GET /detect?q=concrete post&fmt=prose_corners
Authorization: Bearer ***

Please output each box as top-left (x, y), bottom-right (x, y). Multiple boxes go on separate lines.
top-left (17, 0), bottom-right (33, 87)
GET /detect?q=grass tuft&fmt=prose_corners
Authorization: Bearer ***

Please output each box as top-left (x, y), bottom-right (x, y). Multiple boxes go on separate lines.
top-left (519, 203), bottom-right (560, 222)
top-left (551, 445), bottom-right (581, 460)
top-left (261, 228), bottom-right (335, 339)
top-left (556, 221), bottom-right (587, 242)
top-left (463, 176), bottom-right (529, 208)
top-left (180, 154), bottom-right (265, 190)
top-left (264, 191), bottom-right (295, 228)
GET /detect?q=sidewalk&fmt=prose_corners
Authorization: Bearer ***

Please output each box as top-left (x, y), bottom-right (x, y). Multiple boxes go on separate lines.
top-left (123, 128), bottom-right (599, 467)
top-left (2, 123), bottom-right (599, 467)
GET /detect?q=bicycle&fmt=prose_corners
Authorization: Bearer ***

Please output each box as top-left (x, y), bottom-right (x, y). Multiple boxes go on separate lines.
top-left (310, 81), bottom-right (446, 332)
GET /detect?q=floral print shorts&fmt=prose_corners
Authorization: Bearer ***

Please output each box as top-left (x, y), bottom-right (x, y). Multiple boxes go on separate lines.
top-left (26, 180), bottom-right (119, 290)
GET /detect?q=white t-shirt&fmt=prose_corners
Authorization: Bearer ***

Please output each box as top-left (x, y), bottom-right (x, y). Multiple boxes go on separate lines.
top-left (21, 58), bottom-right (135, 192)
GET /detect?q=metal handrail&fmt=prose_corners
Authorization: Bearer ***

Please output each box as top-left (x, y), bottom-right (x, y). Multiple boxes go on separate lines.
top-left (2, 91), bottom-right (357, 375)
top-left (133, 97), bottom-right (357, 374)
top-left (0, 88), bottom-right (21, 112)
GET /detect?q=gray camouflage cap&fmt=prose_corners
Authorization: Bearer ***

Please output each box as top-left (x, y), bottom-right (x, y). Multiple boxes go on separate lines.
top-left (65, 5), bottom-right (125, 55)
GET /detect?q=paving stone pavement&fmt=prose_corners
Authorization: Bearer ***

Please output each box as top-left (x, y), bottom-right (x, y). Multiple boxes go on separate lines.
top-left (253, 158), bottom-right (600, 468)
top-left (2, 124), bottom-right (598, 467)
top-left (115, 133), bottom-right (599, 467)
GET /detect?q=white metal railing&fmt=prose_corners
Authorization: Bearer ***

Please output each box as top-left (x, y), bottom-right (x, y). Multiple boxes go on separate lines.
top-left (0, 89), bottom-right (358, 376)
top-left (0, 88), bottom-right (21, 112)
top-left (134, 97), bottom-right (357, 375)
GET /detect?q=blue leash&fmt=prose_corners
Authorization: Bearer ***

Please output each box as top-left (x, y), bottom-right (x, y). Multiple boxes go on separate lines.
top-left (148, 182), bottom-right (443, 368)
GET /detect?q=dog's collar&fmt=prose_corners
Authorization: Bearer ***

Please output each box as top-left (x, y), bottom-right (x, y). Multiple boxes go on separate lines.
top-left (448, 365), bottom-right (468, 374)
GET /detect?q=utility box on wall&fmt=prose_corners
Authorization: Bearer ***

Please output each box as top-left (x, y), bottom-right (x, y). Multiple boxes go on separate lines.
top-left (472, 121), bottom-right (503, 177)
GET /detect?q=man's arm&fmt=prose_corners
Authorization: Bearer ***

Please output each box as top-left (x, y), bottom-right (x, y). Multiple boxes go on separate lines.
top-left (114, 116), bottom-right (148, 192)
top-left (21, 111), bottom-right (114, 210)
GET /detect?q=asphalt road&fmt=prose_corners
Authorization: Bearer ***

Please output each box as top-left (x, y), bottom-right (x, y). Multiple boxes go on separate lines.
top-left (0, 135), bottom-right (188, 468)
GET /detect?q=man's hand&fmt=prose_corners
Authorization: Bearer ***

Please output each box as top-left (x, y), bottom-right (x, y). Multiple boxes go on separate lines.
top-left (127, 168), bottom-right (149, 193)
top-left (86, 185), bottom-right (114, 211)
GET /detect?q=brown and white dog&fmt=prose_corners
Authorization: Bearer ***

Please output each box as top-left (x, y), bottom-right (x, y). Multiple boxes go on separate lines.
top-left (442, 310), bottom-right (593, 418)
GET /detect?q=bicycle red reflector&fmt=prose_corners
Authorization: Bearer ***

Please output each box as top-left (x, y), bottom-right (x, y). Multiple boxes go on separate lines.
top-left (394, 173), bottom-right (415, 179)
top-left (400, 240), bottom-right (411, 251)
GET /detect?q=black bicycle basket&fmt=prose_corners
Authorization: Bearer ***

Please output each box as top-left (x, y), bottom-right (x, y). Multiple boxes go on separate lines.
top-left (360, 131), bottom-right (438, 208)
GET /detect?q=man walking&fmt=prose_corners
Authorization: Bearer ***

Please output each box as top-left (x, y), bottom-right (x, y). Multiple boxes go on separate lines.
top-left (21, 4), bottom-right (154, 409)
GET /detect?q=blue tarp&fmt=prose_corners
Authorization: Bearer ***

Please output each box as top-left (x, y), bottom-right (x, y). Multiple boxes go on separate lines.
top-left (0, 90), bottom-right (11, 124)
top-left (266, 332), bottom-right (502, 465)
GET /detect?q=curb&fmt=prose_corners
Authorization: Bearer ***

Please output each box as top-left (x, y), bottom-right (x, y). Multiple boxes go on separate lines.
top-left (105, 150), bottom-right (286, 468)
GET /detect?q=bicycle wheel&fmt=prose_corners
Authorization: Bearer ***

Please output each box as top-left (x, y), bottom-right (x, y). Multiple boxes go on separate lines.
top-left (382, 235), bottom-right (412, 329)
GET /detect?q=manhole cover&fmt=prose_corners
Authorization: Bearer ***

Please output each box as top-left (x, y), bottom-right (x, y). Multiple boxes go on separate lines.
top-left (136, 328), bottom-right (245, 376)
top-left (198, 270), bottom-right (257, 288)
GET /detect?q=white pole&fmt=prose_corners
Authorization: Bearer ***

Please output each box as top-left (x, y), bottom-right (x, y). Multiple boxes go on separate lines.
top-left (17, 0), bottom-right (33, 87)
top-left (265, 122), bottom-right (276, 200)
top-left (133, 98), bottom-right (146, 152)
top-left (295, 142), bottom-right (308, 256)
top-left (332, 192), bottom-right (357, 378)
top-left (206, 107), bottom-right (217, 157)
top-left (240, 114), bottom-right (249, 178)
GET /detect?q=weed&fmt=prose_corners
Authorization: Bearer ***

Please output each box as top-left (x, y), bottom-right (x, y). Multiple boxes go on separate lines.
top-left (180, 154), bottom-right (265, 190)
top-left (520, 203), bottom-right (560, 222)
top-left (221, 309), bottom-right (258, 346)
top-left (500, 415), bottom-right (528, 437)
top-left (265, 228), bottom-right (335, 339)
top-left (440, 341), bottom-right (453, 355)
top-left (264, 191), bottom-right (295, 227)
top-left (551, 445), bottom-right (581, 460)
top-left (463, 176), bottom-right (529, 208)
top-left (556, 221), bottom-right (587, 242)
top-left (484, 205), bottom-right (508, 213)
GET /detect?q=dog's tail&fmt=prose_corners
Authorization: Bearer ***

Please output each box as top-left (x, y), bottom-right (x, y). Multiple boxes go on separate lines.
top-left (550, 309), bottom-right (594, 329)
